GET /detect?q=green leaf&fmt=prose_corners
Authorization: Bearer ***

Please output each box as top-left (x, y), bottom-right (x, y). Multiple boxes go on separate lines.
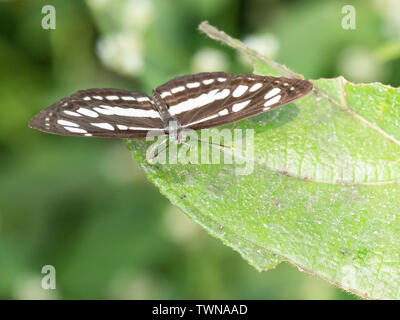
top-left (125, 22), bottom-right (400, 299)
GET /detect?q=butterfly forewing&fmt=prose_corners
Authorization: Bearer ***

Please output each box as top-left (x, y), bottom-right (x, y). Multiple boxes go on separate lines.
top-left (155, 72), bottom-right (313, 130)
top-left (29, 88), bottom-right (164, 138)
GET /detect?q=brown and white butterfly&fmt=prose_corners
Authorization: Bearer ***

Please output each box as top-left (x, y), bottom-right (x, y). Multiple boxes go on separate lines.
top-left (29, 72), bottom-right (313, 139)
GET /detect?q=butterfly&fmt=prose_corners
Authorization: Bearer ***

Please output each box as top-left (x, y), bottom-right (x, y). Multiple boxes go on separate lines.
top-left (29, 72), bottom-right (313, 139)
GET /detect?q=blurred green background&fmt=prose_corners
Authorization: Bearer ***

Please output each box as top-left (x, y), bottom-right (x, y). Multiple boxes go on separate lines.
top-left (0, 0), bottom-right (399, 299)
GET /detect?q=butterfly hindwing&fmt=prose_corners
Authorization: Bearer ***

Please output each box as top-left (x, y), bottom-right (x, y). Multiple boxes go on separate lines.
top-left (29, 88), bottom-right (164, 138)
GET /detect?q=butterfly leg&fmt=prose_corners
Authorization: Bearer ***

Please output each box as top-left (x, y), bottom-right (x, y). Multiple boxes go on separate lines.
top-left (195, 138), bottom-right (235, 151)
top-left (145, 136), bottom-right (168, 164)
top-left (180, 141), bottom-right (200, 164)
top-left (146, 137), bottom-right (191, 164)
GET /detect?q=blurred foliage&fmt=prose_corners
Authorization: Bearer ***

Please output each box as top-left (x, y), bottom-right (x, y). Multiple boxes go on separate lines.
top-left (0, 0), bottom-right (399, 299)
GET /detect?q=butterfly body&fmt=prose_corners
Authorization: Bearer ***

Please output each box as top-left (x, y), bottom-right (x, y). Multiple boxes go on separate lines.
top-left (29, 72), bottom-right (313, 138)
top-left (150, 90), bottom-right (184, 142)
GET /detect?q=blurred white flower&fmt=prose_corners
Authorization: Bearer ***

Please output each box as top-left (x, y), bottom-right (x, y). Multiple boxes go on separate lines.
top-left (191, 48), bottom-right (229, 72)
top-left (337, 46), bottom-right (385, 82)
top-left (373, 0), bottom-right (400, 38)
top-left (123, 0), bottom-right (155, 30)
top-left (239, 33), bottom-right (279, 66)
top-left (13, 274), bottom-right (59, 300)
top-left (245, 33), bottom-right (279, 58)
top-left (97, 32), bottom-right (144, 76)
top-left (107, 272), bottom-right (162, 299)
